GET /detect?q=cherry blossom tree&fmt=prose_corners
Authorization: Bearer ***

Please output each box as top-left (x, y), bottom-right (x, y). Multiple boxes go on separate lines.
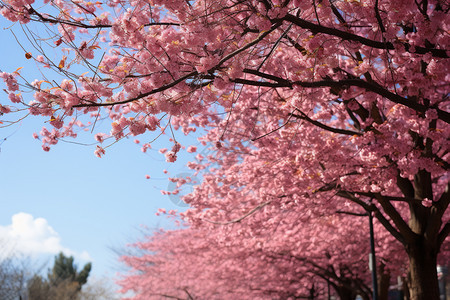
top-left (119, 210), bottom-right (409, 299)
top-left (0, 0), bottom-right (448, 299)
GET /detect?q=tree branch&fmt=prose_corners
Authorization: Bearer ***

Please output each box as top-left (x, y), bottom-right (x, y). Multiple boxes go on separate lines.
top-left (336, 210), bottom-right (368, 217)
top-left (336, 191), bottom-right (406, 244)
top-left (203, 200), bottom-right (272, 225)
top-left (25, 6), bottom-right (180, 28)
top-left (396, 173), bottom-right (415, 199)
top-left (437, 222), bottom-right (450, 249)
top-left (231, 76), bottom-right (450, 124)
top-left (231, 78), bottom-right (289, 87)
top-left (435, 181), bottom-right (450, 216)
top-left (373, 0), bottom-right (386, 33)
top-left (336, 190), bottom-right (371, 210)
top-left (282, 13), bottom-right (448, 58)
top-left (291, 110), bottom-right (362, 136)
top-left (374, 193), bottom-right (416, 243)
top-left (73, 71), bottom-right (198, 107)
top-left (373, 209), bottom-right (406, 245)
top-left (428, 182), bottom-right (450, 248)
top-left (352, 191), bottom-right (413, 203)
top-left (243, 68), bottom-right (291, 84)
top-left (212, 22), bottom-right (282, 72)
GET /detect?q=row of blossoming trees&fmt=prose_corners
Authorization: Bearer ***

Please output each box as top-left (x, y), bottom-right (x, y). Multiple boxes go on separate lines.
top-left (0, 0), bottom-right (448, 299)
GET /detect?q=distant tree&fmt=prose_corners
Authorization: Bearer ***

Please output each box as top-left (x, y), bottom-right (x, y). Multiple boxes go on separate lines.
top-left (120, 211), bottom-right (407, 299)
top-left (0, 257), bottom-right (30, 300)
top-left (48, 252), bottom-right (92, 289)
top-left (27, 275), bottom-right (51, 300)
top-left (79, 277), bottom-right (121, 300)
top-left (0, 238), bottom-right (35, 300)
top-left (28, 252), bottom-right (91, 300)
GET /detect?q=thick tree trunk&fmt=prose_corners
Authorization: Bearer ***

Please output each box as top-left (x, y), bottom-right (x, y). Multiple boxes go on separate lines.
top-left (406, 240), bottom-right (440, 300)
top-left (405, 168), bottom-right (445, 300)
top-left (334, 286), bottom-right (356, 300)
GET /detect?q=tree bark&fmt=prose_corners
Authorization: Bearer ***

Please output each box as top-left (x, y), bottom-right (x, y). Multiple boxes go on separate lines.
top-left (404, 167), bottom-right (442, 300)
top-left (406, 238), bottom-right (440, 300)
top-left (378, 264), bottom-right (390, 300)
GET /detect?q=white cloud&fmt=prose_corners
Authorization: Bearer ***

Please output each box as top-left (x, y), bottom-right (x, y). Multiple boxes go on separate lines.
top-left (0, 212), bottom-right (91, 262)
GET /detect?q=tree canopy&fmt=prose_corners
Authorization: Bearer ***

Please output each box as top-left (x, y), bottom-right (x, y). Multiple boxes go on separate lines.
top-left (28, 252), bottom-right (91, 300)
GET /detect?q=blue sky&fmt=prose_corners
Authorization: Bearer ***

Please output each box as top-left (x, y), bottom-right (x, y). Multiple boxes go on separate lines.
top-left (0, 17), bottom-right (201, 285)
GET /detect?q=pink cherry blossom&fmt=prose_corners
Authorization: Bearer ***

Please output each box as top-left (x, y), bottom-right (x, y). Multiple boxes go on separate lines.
top-left (0, 0), bottom-right (448, 298)
top-left (94, 145), bottom-right (105, 158)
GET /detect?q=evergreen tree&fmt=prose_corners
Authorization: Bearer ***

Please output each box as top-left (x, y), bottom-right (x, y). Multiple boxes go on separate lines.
top-left (49, 252), bottom-right (91, 288)
top-left (28, 252), bottom-right (91, 300)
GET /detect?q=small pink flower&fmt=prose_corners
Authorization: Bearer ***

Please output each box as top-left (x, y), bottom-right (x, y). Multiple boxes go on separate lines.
top-left (187, 146), bottom-right (197, 153)
top-left (165, 151), bottom-right (177, 162)
top-left (141, 143), bottom-right (151, 153)
top-left (0, 105), bottom-right (10, 114)
top-left (94, 145), bottom-right (106, 158)
top-left (422, 198), bottom-right (432, 207)
top-left (171, 142), bottom-right (181, 153)
top-left (8, 92), bottom-right (21, 103)
top-left (145, 175), bottom-right (150, 179)
top-left (95, 133), bottom-right (106, 143)
top-left (50, 116), bottom-right (63, 129)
